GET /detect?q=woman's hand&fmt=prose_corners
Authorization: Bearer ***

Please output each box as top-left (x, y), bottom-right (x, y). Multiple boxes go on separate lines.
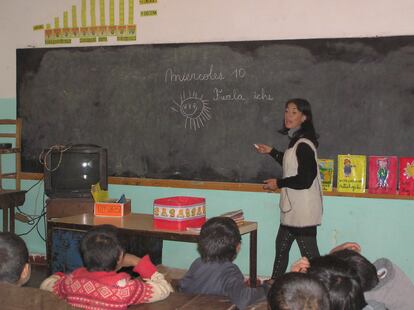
top-left (263, 178), bottom-right (278, 191)
top-left (254, 143), bottom-right (272, 154)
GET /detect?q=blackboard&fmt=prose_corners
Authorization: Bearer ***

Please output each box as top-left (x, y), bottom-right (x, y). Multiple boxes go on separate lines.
top-left (17, 36), bottom-right (414, 183)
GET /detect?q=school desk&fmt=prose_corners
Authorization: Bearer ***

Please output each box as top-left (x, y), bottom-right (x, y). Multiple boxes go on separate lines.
top-left (47, 213), bottom-right (258, 287)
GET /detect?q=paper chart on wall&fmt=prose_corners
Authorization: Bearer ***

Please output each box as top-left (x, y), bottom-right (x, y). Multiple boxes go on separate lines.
top-left (33, 0), bottom-right (159, 45)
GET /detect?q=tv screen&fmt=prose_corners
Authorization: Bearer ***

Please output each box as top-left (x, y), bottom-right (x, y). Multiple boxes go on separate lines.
top-left (44, 145), bottom-right (108, 198)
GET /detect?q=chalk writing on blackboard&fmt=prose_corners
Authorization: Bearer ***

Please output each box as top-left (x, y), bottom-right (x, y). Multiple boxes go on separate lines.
top-left (171, 90), bottom-right (211, 130)
top-left (164, 65), bottom-right (225, 83)
top-left (213, 88), bottom-right (246, 102)
top-left (253, 88), bottom-right (274, 102)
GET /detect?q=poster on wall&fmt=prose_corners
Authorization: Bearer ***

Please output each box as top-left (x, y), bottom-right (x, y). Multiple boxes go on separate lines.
top-left (33, 0), bottom-right (158, 45)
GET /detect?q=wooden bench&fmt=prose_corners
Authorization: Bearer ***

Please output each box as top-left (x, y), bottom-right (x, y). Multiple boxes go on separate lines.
top-left (130, 292), bottom-right (235, 309)
top-left (130, 292), bottom-right (268, 310)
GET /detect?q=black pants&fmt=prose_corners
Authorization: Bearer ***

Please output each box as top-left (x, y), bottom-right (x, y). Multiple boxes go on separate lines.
top-left (271, 224), bottom-right (320, 279)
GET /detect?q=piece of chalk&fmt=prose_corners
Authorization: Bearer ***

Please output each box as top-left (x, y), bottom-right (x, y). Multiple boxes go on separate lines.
top-left (254, 144), bottom-right (259, 149)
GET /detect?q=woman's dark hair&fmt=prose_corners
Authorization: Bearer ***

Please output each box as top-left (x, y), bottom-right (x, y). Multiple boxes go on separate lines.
top-left (279, 98), bottom-right (319, 147)
top-left (268, 272), bottom-right (330, 310)
top-left (331, 249), bottom-right (379, 292)
top-left (198, 217), bottom-right (241, 262)
top-left (80, 225), bottom-right (124, 272)
top-left (308, 255), bottom-right (367, 310)
top-left (0, 232), bottom-right (29, 284)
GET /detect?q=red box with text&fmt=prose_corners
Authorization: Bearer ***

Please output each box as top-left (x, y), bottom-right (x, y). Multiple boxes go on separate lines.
top-left (94, 199), bottom-right (131, 217)
top-left (153, 196), bottom-right (206, 231)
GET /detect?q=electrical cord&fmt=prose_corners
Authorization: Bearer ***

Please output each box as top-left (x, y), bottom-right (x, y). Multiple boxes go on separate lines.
top-left (15, 175), bottom-right (45, 225)
top-left (16, 173), bottom-right (46, 240)
top-left (37, 192), bottom-right (47, 242)
top-left (17, 195), bottom-right (46, 241)
top-left (18, 144), bottom-right (73, 241)
top-left (39, 144), bottom-right (72, 172)
top-left (25, 175), bottom-right (44, 193)
top-left (17, 209), bottom-right (46, 238)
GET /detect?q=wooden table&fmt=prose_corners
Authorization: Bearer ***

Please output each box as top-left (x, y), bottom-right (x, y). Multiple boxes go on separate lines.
top-left (0, 190), bottom-right (26, 233)
top-left (47, 213), bottom-right (258, 286)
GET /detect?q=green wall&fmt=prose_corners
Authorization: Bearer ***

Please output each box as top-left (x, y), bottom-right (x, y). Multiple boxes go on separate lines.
top-left (1, 98), bottom-right (414, 281)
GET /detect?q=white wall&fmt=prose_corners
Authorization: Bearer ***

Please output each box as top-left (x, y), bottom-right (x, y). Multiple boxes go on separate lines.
top-left (1, 0), bottom-right (414, 97)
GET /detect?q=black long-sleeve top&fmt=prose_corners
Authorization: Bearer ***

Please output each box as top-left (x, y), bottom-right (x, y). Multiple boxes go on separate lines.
top-left (270, 138), bottom-right (317, 190)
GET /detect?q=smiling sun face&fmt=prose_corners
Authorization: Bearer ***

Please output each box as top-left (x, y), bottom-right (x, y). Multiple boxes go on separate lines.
top-left (171, 91), bottom-right (211, 130)
top-left (181, 99), bottom-right (202, 117)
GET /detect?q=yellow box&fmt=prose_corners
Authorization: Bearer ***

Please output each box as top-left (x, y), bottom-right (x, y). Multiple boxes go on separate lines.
top-left (94, 199), bottom-right (131, 217)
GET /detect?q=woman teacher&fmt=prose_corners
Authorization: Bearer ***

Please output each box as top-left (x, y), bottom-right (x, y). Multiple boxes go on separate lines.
top-left (255, 98), bottom-right (323, 279)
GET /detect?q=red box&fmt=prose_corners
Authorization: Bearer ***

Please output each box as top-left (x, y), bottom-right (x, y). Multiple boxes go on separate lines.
top-left (94, 199), bottom-right (131, 217)
top-left (153, 196), bottom-right (206, 231)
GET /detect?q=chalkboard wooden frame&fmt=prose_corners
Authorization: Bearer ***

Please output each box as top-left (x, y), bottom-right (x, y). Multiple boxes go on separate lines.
top-left (17, 36), bottom-right (414, 188)
top-left (20, 172), bottom-right (414, 200)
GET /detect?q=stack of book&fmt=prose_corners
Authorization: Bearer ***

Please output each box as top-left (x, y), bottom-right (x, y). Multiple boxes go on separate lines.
top-left (220, 209), bottom-right (245, 225)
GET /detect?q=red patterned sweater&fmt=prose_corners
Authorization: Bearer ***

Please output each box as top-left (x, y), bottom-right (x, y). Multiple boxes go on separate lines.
top-left (46, 255), bottom-right (172, 310)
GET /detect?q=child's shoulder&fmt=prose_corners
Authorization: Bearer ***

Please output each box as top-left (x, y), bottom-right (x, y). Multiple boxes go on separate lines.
top-left (202, 259), bottom-right (242, 275)
top-left (68, 268), bottom-right (133, 286)
top-left (192, 257), bottom-right (236, 267)
top-left (221, 261), bottom-right (243, 275)
top-left (186, 258), bottom-right (237, 274)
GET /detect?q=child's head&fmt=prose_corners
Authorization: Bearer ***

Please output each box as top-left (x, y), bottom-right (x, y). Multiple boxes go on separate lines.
top-left (308, 255), bottom-right (366, 310)
top-left (331, 249), bottom-right (378, 292)
top-left (0, 232), bottom-right (30, 286)
top-left (80, 225), bottom-right (124, 272)
top-left (198, 217), bottom-right (241, 263)
top-left (268, 272), bottom-right (329, 310)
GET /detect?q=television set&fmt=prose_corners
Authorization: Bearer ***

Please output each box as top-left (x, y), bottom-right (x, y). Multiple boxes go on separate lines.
top-left (44, 144), bottom-right (108, 198)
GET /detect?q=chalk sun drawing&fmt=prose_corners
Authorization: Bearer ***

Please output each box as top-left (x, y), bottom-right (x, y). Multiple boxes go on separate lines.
top-left (171, 90), bottom-right (211, 130)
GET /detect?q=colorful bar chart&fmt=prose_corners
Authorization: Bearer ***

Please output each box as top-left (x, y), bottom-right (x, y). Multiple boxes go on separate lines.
top-left (41, 0), bottom-right (148, 45)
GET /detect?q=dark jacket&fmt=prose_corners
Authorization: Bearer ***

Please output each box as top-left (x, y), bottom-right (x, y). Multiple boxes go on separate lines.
top-left (179, 258), bottom-right (267, 310)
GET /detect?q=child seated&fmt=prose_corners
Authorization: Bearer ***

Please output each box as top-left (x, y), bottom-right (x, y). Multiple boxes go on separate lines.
top-left (179, 217), bottom-right (268, 310)
top-left (0, 232), bottom-right (75, 309)
top-left (307, 255), bottom-right (367, 310)
top-left (41, 224), bottom-right (173, 309)
top-left (0, 232), bottom-right (30, 286)
top-left (293, 242), bottom-right (407, 309)
top-left (267, 272), bottom-right (329, 310)
top-left (331, 242), bottom-right (414, 310)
